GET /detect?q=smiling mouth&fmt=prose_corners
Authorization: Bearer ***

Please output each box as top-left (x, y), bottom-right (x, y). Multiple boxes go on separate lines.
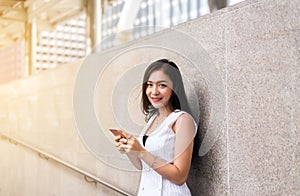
top-left (151, 97), bottom-right (162, 103)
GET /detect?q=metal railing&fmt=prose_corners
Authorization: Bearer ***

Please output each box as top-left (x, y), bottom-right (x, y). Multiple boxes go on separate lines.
top-left (0, 132), bottom-right (133, 196)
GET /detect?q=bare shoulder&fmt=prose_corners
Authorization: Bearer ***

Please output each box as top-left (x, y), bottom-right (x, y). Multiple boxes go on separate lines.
top-left (173, 112), bottom-right (195, 133)
top-left (177, 112), bottom-right (194, 124)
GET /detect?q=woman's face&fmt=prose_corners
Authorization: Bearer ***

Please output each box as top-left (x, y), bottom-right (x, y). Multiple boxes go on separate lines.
top-left (146, 70), bottom-right (173, 110)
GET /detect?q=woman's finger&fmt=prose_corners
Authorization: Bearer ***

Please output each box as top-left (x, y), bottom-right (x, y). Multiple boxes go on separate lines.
top-left (119, 138), bottom-right (128, 144)
top-left (114, 135), bottom-right (122, 142)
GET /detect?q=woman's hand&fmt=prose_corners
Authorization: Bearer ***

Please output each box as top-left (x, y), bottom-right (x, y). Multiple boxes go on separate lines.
top-left (114, 130), bottom-right (145, 156)
top-left (114, 134), bottom-right (126, 154)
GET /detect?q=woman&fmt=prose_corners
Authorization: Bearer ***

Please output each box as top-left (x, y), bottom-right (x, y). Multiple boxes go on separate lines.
top-left (113, 59), bottom-right (197, 195)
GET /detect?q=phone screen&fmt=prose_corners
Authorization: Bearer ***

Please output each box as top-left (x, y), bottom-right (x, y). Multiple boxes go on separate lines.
top-left (109, 129), bottom-right (126, 138)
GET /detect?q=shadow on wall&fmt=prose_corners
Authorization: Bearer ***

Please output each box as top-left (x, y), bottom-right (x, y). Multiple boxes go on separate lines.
top-left (187, 80), bottom-right (226, 195)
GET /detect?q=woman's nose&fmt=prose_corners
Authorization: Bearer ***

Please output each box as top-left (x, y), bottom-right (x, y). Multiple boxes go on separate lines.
top-left (151, 85), bottom-right (159, 95)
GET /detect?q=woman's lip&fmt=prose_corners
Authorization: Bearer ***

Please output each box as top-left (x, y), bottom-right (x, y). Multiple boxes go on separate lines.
top-left (151, 98), bottom-right (161, 102)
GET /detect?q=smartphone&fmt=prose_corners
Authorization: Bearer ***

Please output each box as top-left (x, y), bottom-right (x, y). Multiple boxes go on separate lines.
top-left (109, 128), bottom-right (126, 138)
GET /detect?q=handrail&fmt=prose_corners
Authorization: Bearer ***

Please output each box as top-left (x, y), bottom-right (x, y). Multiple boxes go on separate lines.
top-left (0, 132), bottom-right (133, 196)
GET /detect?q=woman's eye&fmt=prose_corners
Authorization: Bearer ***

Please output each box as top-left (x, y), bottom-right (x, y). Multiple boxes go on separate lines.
top-left (159, 84), bottom-right (167, 88)
top-left (147, 83), bottom-right (153, 87)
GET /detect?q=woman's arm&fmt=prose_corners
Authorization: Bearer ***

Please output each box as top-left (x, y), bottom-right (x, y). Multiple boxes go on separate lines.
top-left (126, 152), bottom-right (143, 170)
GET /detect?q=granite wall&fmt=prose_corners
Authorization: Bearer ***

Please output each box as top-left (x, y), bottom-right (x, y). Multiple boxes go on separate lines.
top-left (0, 0), bottom-right (299, 195)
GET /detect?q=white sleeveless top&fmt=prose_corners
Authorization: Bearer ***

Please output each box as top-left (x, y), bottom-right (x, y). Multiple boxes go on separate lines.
top-left (137, 110), bottom-right (197, 196)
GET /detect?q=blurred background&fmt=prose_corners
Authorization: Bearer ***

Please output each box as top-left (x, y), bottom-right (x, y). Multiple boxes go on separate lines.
top-left (0, 0), bottom-right (243, 83)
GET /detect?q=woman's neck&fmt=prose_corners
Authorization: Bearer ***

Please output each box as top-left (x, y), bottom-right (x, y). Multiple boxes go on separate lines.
top-left (157, 107), bottom-right (172, 117)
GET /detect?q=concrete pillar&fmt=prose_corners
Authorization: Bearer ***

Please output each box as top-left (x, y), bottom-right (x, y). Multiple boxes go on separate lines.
top-left (208, 0), bottom-right (227, 13)
top-left (86, 0), bottom-right (102, 53)
top-left (25, 17), bottom-right (37, 75)
top-left (116, 0), bottom-right (142, 43)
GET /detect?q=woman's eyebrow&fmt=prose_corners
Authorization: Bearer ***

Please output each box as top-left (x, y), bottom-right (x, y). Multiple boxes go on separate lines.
top-left (147, 80), bottom-right (168, 83)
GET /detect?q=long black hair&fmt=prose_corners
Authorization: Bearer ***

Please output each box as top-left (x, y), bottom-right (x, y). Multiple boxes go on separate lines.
top-left (141, 59), bottom-right (191, 120)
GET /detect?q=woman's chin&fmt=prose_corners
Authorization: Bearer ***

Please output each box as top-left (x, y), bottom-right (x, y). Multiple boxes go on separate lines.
top-left (151, 103), bottom-right (167, 110)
